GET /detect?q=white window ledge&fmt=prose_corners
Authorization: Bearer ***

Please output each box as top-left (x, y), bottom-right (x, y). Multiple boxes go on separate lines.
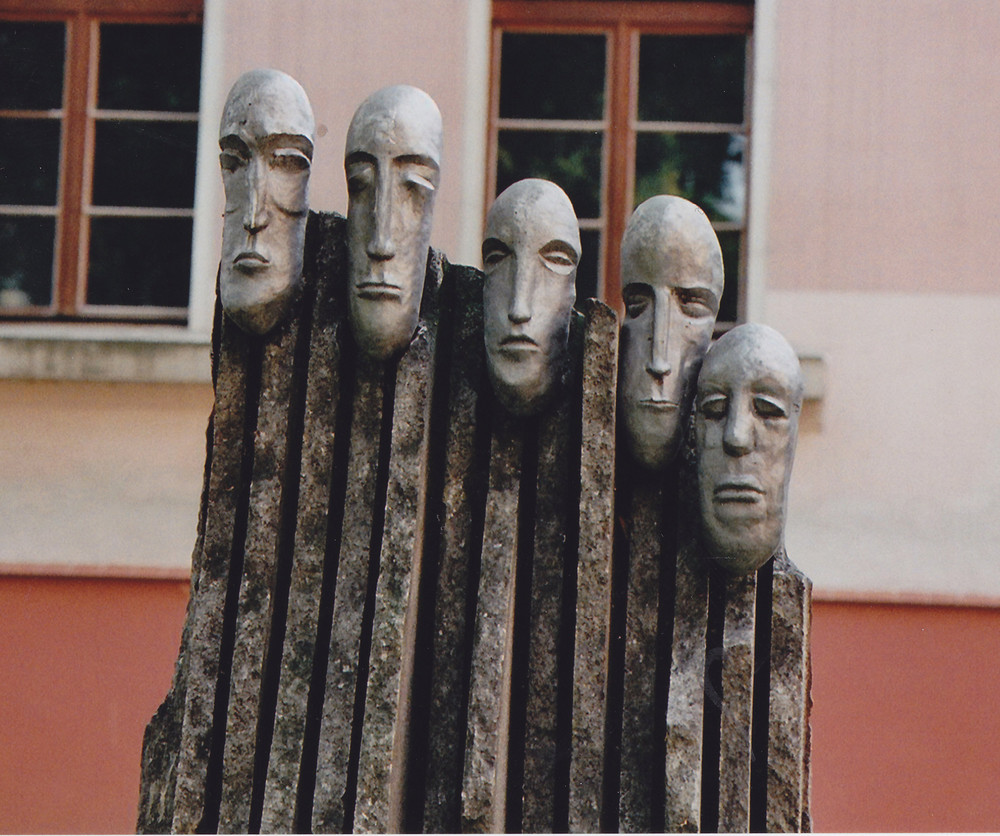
top-left (799, 353), bottom-right (825, 401)
top-left (0, 324), bottom-right (211, 383)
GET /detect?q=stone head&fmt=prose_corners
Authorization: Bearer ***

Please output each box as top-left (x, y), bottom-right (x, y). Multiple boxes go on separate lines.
top-left (483, 179), bottom-right (580, 415)
top-left (345, 85), bottom-right (443, 360)
top-left (219, 68), bottom-right (315, 334)
top-left (619, 196), bottom-right (724, 470)
top-left (695, 323), bottom-right (804, 576)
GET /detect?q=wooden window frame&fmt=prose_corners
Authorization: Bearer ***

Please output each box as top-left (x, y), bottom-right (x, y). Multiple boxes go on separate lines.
top-left (489, 1), bottom-right (754, 314)
top-left (0, 0), bottom-right (203, 323)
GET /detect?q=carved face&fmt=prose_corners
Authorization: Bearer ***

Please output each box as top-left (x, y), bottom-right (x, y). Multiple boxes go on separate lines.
top-left (696, 324), bottom-right (804, 575)
top-left (619, 196), bottom-right (724, 470)
top-left (219, 69), bottom-right (314, 334)
top-left (345, 85), bottom-right (442, 360)
top-left (483, 179), bottom-right (580, 415)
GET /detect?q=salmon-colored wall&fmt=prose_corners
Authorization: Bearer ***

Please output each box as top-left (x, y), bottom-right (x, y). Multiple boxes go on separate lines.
top-left (2, 577), bottom-right (998, 833)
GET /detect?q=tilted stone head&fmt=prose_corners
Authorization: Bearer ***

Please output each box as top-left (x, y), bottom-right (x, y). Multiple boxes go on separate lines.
top-left (345, 85), bottom-right (442, 361)
top-left (618, 196), bottom-right (724, 470)
top-left (218, 68), bottom-right (315, 334)
top-left (483, 179), bottom-right (581, 415)
top-left (695, 323), bottom-right (804, 576)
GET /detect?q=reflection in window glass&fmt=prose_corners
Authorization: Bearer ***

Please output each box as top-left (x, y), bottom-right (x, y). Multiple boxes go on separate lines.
top-left (499, 33), bottom-right (606, 121)
top-left (576, 229), bottom-right (601, 303)
top-left (92, 121), bottom-right (198, 208)
top-left (0, 217), bottom-right (55, 307)
top-left (87, 217), bottom-right (193, 307)
top-left (716, 229), bottom-right (741, 323)
top-left (634, 132), bottom-right (745, 223)
top-left (98, 24), bottom-right (202, 111)
top-left (0, 120), bottom-right (61, 205)
top-left (0, 22), bottom-right (65, 110)
top-left (637, 35), bottom-right (745, 124)
top-left (497, 130), bottom-right (604, 219)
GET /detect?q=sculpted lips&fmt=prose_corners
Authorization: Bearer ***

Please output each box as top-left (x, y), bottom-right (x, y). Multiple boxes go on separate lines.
top-left (356, 281), bottom-right (403, 300)
top-left (499, 333), bottom-right (539, 354)
top-left (714, 476), bottom-right (765, 503)
top-left (638, 398), bottom-right (678, 411)
top-left (233, 251), bottom-right (268, 271)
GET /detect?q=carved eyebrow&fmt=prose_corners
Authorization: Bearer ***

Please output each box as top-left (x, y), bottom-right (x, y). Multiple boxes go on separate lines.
top-left (676, 285), bottom-right (720, 311)
top-left (265, 133), bottom-right (314, 159)
top-left (395, 153), bottom-right (440, 172)
top-left (539, 240), bottom-right (579, 263)
top-left (219, 135), bottom-right (251, 156)
top-left (482, 237), bottom-right (511, 257)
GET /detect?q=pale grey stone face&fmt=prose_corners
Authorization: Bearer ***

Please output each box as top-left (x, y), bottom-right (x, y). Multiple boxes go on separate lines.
top-left (483, 179), bottom-right (580, 415)
top-left (619, 196), bottom-right (724, 470)
top-left (345, 85), bottom-right (442, 361)
top-left (219, 69), bottom-right (314, 334)
top-left (696, 323), bottom-right (804, 575)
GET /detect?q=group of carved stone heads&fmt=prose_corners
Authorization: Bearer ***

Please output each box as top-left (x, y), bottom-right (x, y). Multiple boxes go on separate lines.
top-left (139, 68), bottom-right (810, 834)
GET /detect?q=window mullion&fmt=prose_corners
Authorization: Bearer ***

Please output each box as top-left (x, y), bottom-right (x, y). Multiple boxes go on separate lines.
top-left (54, 12), bottom-right (90, 315)
top-left (603, 21), bottom-right (635, 308)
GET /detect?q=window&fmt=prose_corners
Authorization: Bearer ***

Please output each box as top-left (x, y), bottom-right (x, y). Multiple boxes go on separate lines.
top-left (0, 0), bottom-right (203, 322)
top-left (489, 1), bottom-right (752, 324)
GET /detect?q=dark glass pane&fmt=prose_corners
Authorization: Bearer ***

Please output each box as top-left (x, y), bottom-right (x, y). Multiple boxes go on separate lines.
top-left (499, 33), bottom-right (605, 121)
top-left (634, 132), bottom-right (745, 223)
top-left (92, 121), bottom-right (198, 208)
top-left (0, 119), bottom-right (61, 205)
top-left (0, 216), bottom-right (55, 307)
top-left (98, 24), bottom-right (202, 111)
top-left (717, 229), bottom-right (741, 324)
top-left (87, 216), bottom-right (192, 307)
top-left (0, 22), bottom-right (65, 110)
top-left (575, 229), bottom-right (601, 303)
top-left (497, 130), bottom-right (603, 219)
top-left (638, 35), bottom-right (745, 124)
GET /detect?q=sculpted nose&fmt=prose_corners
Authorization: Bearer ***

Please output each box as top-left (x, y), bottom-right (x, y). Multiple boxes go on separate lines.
top-left (646, 302), bottom-right (672, 378)
top-left (367, 177), bottom-right (396, 261)
top-left (723, 403), bottom-right (753, 457)
top-left (243, 159), bottom-right (270, 235)
top-left (508, 262), bottom-right (534, 324)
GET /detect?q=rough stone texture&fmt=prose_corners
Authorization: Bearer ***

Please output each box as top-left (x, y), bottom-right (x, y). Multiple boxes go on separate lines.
top-left (311, 361), bottom-right (386, 834)
top-left (422, 266), bottom-right (487, 833)
top-left (717, 573), bottom-right (757, 832)
top-left (218, 306), bottom-right (303, 833)
top-left (618, 476), bottom-right (668, 833)
top-left (260, 213), bottom-right (345, 833)
top-left (462, 409), bottom-right (523, 833)
top-left (569, 299), bottom-right (618, 833)
top-left (354, 323), bottom-right (436, 833)
top-left (664, 541), bottom-right (710, 833)
top-left (171, 315), bottom-right (253, 834)
top-left (766, 551), bottom-right (812, 833)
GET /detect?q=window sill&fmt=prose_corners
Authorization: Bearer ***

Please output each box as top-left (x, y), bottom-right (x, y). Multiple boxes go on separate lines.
top-left (799, 353), bottom-right (825, 401)
top-left (0, 323), bottom-right (211, 383)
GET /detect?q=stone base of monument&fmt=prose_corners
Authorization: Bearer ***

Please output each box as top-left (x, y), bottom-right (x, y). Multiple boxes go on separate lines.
top-left (138, 212), bottom-right (810, 834)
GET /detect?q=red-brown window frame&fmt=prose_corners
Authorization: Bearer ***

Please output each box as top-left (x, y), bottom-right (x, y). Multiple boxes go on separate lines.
top-left (488, 1), bottom-right (754, 314)
top-left (0, 0), bottom-right (203, 322)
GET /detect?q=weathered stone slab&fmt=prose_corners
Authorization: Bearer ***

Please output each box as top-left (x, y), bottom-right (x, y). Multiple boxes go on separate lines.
top-left (311, 360), bottom-right (387, 834)
top-left (766, 552), bottom-right (812, 832)
top-left (355, 323), bottom-right (436, 833)
top-left (422, 264), bottom-right (487, 833)
top-left (569, 299), bottom-right (618, 833)
top-left (462, 409), bottom-right (523, 833)
top-left (664, 541), bottom-right (710, 833)
top-left (218, 306), bottom-right (303, 832)
top-left (172, 316), bottom-right (254, 834)
top-left (618, 476), bottom-right (668, 833)
top-left (717, 572), bottom-right (757, 833)
top-left (260, 213), bottom-right (345, 833)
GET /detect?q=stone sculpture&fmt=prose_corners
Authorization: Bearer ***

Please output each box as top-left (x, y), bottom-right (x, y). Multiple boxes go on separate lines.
top-left (482, 178), bottom-right (581, 415)
top-left (218, 68), bottom-right (314, 334)
top-left (618, 195), bottom-right (724, 470)
top-left (695, 322), bottom-right (804, 576)
top-left (345, 84), bottom-right (443, 360)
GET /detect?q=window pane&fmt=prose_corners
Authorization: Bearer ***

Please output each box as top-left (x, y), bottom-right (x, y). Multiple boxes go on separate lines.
top-left (0, 119), bottom-right (61, 205)
top-left (0, 22), bottom-right (65, 110)
top-left (92, 121), bottom-right (198, 208)
top-left (497, 130), bottom-right (603, 220)
top-left (717, 229), bottom-right (741, 324)
top-left (499, 33), bottom-right (605, 121)
top-left (634, 132), bottom-right (745, 223)
top-left (0, 216), bottom-right (55, 307)
top-left (98, 24), bottom-right (202, 112)
top-left (637, 35), bottom-right (745, 124)
top-left (576, 229), bottom-right (601, 303)
top-left (87, 217), bottom-right (192, 307)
